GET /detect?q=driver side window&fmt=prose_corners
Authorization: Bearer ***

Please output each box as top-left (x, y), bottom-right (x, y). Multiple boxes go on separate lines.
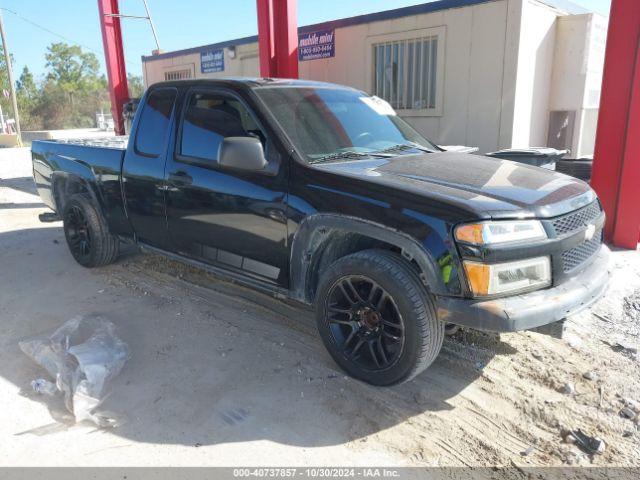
top-left (180, 92), bottom-right (265, 162)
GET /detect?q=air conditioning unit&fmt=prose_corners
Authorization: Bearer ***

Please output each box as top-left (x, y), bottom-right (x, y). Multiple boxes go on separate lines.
top-left (547, 110), bottom-right (576, 152)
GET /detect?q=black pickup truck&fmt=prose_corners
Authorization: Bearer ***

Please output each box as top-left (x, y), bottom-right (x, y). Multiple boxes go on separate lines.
top-left (31, 79), bottom-right (609, 385)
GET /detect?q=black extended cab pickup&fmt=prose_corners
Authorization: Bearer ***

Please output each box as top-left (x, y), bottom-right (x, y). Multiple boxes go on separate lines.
top-left (31, 79), bottom-right (609, 385)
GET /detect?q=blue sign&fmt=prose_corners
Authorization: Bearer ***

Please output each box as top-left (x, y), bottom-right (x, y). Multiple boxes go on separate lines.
top-left (201, 49), bottom-right (224, 73)
top-left (298, 29), bottom-right (335, 61)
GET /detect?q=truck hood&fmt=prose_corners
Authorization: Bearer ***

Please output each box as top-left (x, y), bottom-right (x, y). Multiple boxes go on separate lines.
top-left (314, 152), bottom-right (595, 219)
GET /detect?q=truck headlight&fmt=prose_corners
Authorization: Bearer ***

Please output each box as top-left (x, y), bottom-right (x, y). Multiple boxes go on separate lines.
top-left (463, 256), bottom-right (551, 296)
top-left (455, 220), bottom-right (547, 245)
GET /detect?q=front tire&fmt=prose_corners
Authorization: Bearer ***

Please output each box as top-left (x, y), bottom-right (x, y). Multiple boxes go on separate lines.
top-left (315, 250), bottom-right (444, 386)
top-left (62, 193), bottom-right (119, 268)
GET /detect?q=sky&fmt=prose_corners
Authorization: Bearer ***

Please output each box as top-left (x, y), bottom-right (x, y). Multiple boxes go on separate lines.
top-left (1, 0), bottom-right (612, 80)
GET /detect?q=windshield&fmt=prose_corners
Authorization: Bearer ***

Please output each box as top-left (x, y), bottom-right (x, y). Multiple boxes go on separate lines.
top-left (254, 86), bottom-right (438, 163)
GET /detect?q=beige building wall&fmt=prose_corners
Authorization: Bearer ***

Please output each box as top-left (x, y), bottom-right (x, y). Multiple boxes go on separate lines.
top-left (509, 0), bottom-right (559, 149)
top-left (548, 12), bottom-right (606, 158)
top-left (142, 42), bottom-right (259, 85)
top-left (141, 0), bottom-right (600, 155)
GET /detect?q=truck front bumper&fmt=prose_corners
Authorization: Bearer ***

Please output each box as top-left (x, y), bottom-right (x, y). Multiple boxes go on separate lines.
top-left (436, 245), bottom-right (610, 332)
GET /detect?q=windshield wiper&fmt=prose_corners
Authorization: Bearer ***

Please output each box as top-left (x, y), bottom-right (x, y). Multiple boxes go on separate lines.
top-left (375, 143), bottom-right (436, 154)
top-left (309, 150), bottom-right (392, 164)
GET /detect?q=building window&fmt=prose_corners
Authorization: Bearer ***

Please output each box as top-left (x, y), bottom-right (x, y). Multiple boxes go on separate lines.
top-left (373, 35), bottom-right (439, 111)
top-left (164, 69), bottom-right (192, 81)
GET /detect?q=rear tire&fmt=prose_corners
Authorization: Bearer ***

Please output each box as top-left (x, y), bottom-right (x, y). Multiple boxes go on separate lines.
top-left (62, 193), bottom-right (119, 268)
top-left (315, 249), bottom-right (444, 386)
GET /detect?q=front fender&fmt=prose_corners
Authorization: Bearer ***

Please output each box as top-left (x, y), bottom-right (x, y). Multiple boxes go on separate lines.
top-left (289, 214), bottom-right (451, 303)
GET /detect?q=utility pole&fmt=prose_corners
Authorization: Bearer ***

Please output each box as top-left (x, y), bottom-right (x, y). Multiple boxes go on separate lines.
top-left (0, 9), bottom-right (21, 145)
top-left (141, 0), bottom-right (160, 53)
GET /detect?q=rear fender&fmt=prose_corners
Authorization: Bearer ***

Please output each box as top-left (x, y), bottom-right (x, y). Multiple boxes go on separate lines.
top-left (51, 171), bottom-right (107, 224)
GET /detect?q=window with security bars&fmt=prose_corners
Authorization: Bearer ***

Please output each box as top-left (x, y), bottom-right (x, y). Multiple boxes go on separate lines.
top-left (164, 69), bottom-right (192, 81)
top-left (373, 36), bottom-right (438, 110)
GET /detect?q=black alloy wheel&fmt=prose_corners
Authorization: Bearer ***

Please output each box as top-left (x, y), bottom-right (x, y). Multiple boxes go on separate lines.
top-left (65, 204), bottom-right (92, 261)
top-left (315, 249), bottom-right (444, 386)
top-left (325, 275), bottom-right (404, 371)
top-left (62, 193), bottom-right (119, 268)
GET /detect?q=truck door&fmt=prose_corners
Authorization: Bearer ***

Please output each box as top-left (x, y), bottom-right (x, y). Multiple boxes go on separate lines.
top-left (122, 87), bottom-right (177, 249)
top-left (164, 88), bottom-right (289, 287)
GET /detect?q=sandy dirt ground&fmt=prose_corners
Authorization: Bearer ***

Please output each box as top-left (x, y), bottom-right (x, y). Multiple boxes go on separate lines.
top-left (0, 147), bottom-right (639, 470)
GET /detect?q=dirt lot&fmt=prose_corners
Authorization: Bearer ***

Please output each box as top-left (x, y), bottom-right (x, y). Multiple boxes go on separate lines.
top-left (1, 147), bottom-right (639, 469)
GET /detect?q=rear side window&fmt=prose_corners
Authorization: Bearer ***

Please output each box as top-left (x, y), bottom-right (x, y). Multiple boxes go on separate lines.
top-left (180, 92), bottom-right (265, 162)
top-left (135, 88), bottom-right (177, 156)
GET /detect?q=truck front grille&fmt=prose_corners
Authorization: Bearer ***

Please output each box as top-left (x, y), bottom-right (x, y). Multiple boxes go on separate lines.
top-left (561, 228), bottom-right (603, 272)
top-left (552, 201), bottom-right (601, 236)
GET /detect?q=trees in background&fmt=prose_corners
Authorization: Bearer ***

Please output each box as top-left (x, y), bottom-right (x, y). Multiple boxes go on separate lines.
top-left (16, 66), bottom-right (38, 129)
top-left (12, 42), bottom-right (143, 131)
top-left (128, 73), bottom-right (144, 99)
top-left (0, 45), bottom-right (15, 122)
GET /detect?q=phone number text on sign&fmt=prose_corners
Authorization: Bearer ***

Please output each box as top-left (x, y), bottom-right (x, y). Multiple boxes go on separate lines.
top-left (299, 29), bottom-right (335, 61)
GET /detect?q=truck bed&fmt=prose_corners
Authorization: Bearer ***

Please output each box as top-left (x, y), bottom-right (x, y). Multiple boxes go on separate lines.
top-left (31, 137), bottom-right (131, 237)
top-left (52, 135), bottom-right (129, 150)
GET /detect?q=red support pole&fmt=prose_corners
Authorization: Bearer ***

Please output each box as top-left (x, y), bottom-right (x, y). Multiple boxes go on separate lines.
top-left (97, 0), bottom-right (129, 135)
top-left (256, 0), bottom-right (298, 79)
top-left (257, 0), bottom-right (276, 77)
top-left (590, 0), bottom-right (640, 249)
top-left (273, 0), bottom-right (298, 79)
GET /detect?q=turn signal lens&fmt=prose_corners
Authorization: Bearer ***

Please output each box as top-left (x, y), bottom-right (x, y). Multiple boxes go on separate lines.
top-left (463, 262), bottom-right (491, 296)
top-left (455, 224), bottom-right (484, 244)
top-left (455, 220), bottom-right (547, 245)
top-left (463, 256), bottom-right (551, 297)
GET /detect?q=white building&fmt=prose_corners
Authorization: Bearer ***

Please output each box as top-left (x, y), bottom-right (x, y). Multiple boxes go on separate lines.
top-left (141, 0), bottom-right (607, 157)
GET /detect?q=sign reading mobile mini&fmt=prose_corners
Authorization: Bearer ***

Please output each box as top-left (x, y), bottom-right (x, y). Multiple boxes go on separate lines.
top-left (299, 29), bottom-right (335, 61)
top-left (201, 49), bottom-right (224, 73)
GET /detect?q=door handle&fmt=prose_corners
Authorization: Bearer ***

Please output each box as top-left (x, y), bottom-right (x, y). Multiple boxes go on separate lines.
top-left (267, 208), bottom-right (287, 223)
top-left (168, 171), bottom-right (193, 186)
top-left (155, 184), bottom-right (178, 192)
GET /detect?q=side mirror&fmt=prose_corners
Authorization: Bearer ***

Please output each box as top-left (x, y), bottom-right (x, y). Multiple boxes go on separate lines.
top-left (218, 137), bottom-right (267, 171)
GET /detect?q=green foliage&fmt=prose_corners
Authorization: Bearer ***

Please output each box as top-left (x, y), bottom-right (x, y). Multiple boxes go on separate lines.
top-left (45, 43), bottom-right (101, 96)
top-left (16, 67), bottom-right (39, 130)
top-left (0, 45), bottom-right (15, 120)
top-left (128, 73), bottom-right (144, 99)
top-left (13, 42), bottom-right (144, 131)
top-left (17, 66), bottom-right (37, 99)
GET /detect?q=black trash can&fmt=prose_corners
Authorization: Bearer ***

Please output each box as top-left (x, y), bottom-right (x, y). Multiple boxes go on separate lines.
top-left (556, 157), bottom-right (593, 181)
top-left (485, 148), bottom-right (568, 170)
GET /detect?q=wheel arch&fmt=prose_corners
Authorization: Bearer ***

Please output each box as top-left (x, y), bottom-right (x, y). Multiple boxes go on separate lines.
top-left (52, 172), bottom-right (107, 223)
top-left (290, 214), bottom-right (447, 304)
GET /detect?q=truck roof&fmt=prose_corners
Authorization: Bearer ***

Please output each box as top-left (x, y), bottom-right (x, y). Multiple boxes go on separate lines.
top-left (151, 77), bottom-right (360, 91)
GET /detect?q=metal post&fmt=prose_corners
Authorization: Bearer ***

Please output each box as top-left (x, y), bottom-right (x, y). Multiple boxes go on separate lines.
top-left (590, 0), bottom-right (640, 249)
top-left (273, 0), bottom-right (298, 79)
top-left (0, 9), bottom-right (21, 145)
top-left (257, 0), bottom-right (276, 77)
top-left (141, 0), bottom-right (161, 52)
top-left (256, 0), bottom-right (298, 78)
top-left (97, 0), bottom-right (130, 135)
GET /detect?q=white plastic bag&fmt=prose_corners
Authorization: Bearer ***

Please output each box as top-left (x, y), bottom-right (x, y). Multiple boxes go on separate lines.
top-left (19, 315), bottom-right (130, 427)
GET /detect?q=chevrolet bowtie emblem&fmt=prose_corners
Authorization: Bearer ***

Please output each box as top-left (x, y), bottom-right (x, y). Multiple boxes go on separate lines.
top-left (585, 223), bottom-right (596, 241)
